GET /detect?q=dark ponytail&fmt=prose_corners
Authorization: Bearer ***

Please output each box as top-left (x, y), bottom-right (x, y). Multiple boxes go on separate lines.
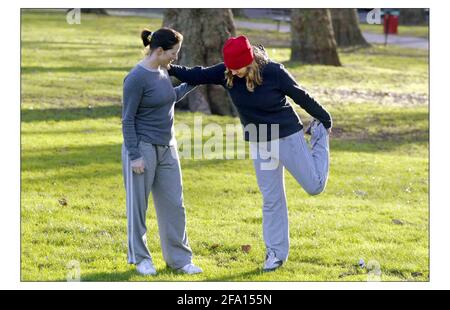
top-left (140, 27), bottom-right (183, 55)
top-left (141, 29), bottom-right (152, 47)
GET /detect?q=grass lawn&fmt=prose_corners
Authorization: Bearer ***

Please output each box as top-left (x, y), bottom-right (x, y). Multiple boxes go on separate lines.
top-left (236, 15), bottom-right (429, 39)
top-left (359, 23), bottom-right (429, 38)
top-left (235, 14), bottom-right (429, 38)
top-left (21, 10), bottom-right (429, 282)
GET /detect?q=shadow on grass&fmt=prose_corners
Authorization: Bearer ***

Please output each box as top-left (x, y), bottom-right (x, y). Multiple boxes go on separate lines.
top-left (330, 135), bottom-right (429, 153)
top-left (21, 141), bottom-right (233, 176)
top-left (22, 40), bottom-right (137, 49)
top-left (22, 66), bottom-right (133, 74)
top-left (204, 268), bottom-right (265, 281)
top-left (77, 266), bottom-right (265, 282)
top-left (81, 269), bottom-right (143, 282)
top-left (21, 143), bottom-right (122, 174)
top-left (21, 137), bottom-right (428, 181)
top-left (21, 105), bottom-right (122, 122)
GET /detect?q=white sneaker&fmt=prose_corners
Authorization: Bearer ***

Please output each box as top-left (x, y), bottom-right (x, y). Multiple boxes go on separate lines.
top-left (136, 259), bottom-right (157, 276)
top-left (263, 251), bottom-right (283, 272)
top-left (177, 263), bottom-right (203, 274)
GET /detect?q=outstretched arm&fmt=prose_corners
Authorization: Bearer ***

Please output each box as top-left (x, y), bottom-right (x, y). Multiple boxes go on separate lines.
top-left (277, 64), bottom-right (332, 129)
top-left (174, 83), bottom-right (198, 102)
top-left (168, 63), bottom-right (227, 86)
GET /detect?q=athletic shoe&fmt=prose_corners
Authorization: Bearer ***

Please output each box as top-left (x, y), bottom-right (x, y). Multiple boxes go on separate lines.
top-left (177, 263), bottom-right (203, 274)
top-left (263, 251), bottom-right (283, 272)
top-left (136, 259), bottom-right (157, 276)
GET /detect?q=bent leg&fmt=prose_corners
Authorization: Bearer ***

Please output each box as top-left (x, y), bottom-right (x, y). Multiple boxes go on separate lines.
top-left (280, 127), bottom-right (330, 196)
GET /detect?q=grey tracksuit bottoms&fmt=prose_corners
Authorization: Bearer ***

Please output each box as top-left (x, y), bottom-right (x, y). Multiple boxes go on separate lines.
top-left (122, 141), bottom-right (192, 269)
top-left (249, 122), bottom-right (330, 262)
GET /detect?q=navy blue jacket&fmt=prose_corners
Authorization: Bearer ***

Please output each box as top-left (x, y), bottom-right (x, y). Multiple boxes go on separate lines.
top-left (168, 61), bottom-right (332, 142)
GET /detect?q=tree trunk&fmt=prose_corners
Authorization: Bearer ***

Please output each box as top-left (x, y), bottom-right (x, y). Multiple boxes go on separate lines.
top-left (330, 9), bottom-right (370, 47)
top-left (231, 9), bottom-right (245, 18)
top-left (290, 9), bottom-right (341, 66)
top-left (163, 9), bottom-right (238, 116)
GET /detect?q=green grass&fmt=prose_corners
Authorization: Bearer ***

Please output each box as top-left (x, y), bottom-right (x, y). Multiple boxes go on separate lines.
top-left (359, 23), bottom-right (429, 38)
top-left (21, 10), bottom-right (429, 282)
top-left (235, 15), bottom-right (429, 39)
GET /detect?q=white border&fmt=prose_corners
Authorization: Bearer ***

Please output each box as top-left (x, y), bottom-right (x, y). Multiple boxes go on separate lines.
top-left (3, 0), bottom-right (448, 290)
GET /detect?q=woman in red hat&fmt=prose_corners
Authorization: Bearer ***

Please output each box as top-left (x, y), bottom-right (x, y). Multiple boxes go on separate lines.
top-left (168, 35), bottom-right (332, 272)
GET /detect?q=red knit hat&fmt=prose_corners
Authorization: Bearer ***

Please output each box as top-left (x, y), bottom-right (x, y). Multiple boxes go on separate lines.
top-left (222, 35), bottom-right (254, 70)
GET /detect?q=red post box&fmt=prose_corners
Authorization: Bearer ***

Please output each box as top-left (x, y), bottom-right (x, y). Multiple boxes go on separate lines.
top-left (384, 14), bottom-right (399, 34)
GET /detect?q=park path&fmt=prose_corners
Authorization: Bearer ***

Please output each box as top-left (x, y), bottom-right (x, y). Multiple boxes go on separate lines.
top-left (104, 9), bottom-right (428, 50)
top-left (235, 20), bottom-right (428, 50)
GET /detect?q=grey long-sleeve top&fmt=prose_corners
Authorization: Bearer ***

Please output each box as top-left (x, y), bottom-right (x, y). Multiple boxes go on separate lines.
top-left (122, 64), bottom-right (196, 160)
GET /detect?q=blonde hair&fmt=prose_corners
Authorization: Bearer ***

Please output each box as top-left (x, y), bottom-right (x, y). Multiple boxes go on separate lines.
top-left (225, 45), bottom-right (269, 92)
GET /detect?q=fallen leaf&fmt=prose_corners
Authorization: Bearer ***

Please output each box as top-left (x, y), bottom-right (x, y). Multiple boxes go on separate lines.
top-left (392, 219), bottom-right (404, 225)
top-left (241, 245), bottom-right (251, 253)
top-left (339, 271), bottom-right (355, 278)
top-left (210, 243), bottom-right (220, 250)
top-left (354, 190), bottom-right (368, 197)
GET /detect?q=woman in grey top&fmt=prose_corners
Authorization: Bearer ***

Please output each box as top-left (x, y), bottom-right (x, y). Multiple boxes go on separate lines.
top-left (122, 27), bottom-right (201, 275)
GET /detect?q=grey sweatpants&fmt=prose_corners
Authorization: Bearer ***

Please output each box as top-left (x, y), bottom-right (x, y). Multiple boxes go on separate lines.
top-left (249, 123), bottom-right (330, 262)
top-left (122, 141), bottom-right (192, 269)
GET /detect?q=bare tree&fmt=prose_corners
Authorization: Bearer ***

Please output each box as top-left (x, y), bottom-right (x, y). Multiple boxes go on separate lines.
top-left (330, 9), bottom-right (370, 47)
top-left (290, 9), bottom-right (341, 66)
top-left (163, 9), bottom-right (237, 116)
